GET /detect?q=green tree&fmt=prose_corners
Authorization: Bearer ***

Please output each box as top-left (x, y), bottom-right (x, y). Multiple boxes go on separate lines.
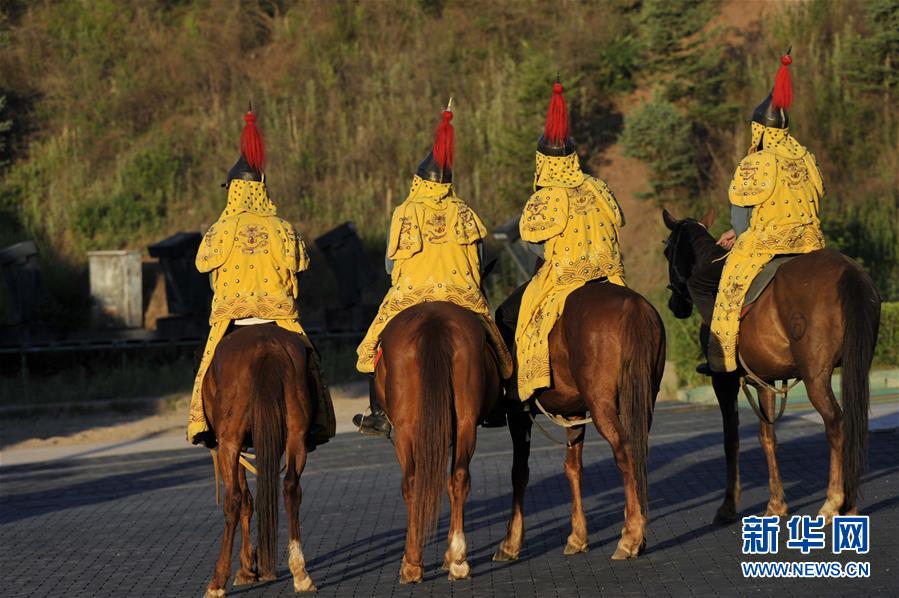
top-left (620, 93), bottom-right (699, 208)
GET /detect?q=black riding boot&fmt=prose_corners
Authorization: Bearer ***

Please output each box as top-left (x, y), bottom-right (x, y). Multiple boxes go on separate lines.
top-left (695, 323), bottom-right (713, 376)
top-left (480, 403), bottom-right (507, 428)
top-left (352, 376), bottom-right (392, 437)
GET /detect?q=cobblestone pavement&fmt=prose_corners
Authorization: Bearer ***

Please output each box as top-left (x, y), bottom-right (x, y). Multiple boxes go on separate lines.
top-left (2, 402), bottom-right (896, 597)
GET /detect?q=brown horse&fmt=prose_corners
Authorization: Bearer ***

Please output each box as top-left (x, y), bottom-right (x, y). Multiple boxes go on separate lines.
top-left (662, 210), bottom-right (881, 523)
top-left (493, 281), bottom-right (666, 562)
top-left (372, 301), bottom-right (503, 583)
top-left (202, 324), bottom-right (317, 597)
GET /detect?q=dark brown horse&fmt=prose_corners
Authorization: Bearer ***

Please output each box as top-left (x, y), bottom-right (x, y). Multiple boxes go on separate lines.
top-left (372, 301), bottom-right (503, 583)
top-left (202, 324), bottom-right (317, 597)
top-left (662, 210), bottom-right (880, 523)
top-left (493, 281), bottom-right (666, 562)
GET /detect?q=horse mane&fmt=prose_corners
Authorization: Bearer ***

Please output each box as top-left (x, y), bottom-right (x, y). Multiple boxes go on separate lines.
top-left (683, 221), bottom-right (726, 270)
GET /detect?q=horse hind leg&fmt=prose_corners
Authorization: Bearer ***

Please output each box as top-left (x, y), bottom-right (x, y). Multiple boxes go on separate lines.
top-left (395, 429), bottom-right (424, 584)
top-left (563, 425), bottom-right (589, 555)
top-left (757, 388), bottom-right (788, 517)
top-left (284, 389), bottom-right (316, 592)
top-left (804, 376), bottom-right (844, 522)
top-left (442, 419), bottom-right (477, 580)
top-left (591, 399), bottom-right (646, 561)
top-left (493, 406), bottom-right (533, 562)
top-left (205, 443), bottom-right (242, 598)
top-left (233, 466), bottom-right (258, 586)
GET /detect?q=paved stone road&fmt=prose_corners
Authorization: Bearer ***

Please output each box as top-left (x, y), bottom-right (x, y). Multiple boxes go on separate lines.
top-left (2, 402), bottom-right (896, 597)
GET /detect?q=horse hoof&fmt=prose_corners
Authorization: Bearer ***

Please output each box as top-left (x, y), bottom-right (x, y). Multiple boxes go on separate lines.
top-left (233, 571), bottom-right (258, 587)
top-left (611, 538), bottom-right (645, 560)
top-left (713, 508), bottom-right (738, 525)
top-left (764, 505), bottom-right (788, 518)
top-left (563, 540), bottom-right (589, 555)
top-left (399, 573), bottom-right (423, 585)
top-left (817, 508), bottom-right (838, 526)
top-left (399, 559), bottom-right (423, 584)
top-left (293, 574), bottom-right (317, 592)
top-left (447, 560), bottom-right (470, 580)
top-left (204, 588), bottom-right (226, 598)
top-left (611, 547), bottom-right (639, 560)
top-left (492, 544), bottom-right (520, 562)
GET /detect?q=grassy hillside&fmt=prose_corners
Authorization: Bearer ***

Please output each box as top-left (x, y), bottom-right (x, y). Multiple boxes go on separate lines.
top-left (0, 0), bottom-right (896, 326)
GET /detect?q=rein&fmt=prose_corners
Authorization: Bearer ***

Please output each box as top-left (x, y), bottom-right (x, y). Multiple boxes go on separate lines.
top-left (666, 225), bottom-right (691, 300)
top-left (737, 352), bottom-right (802, 425)
top-left (527, 398), bottom-right (591, 448)
top-left (210, 447), bottom-right (286, 505)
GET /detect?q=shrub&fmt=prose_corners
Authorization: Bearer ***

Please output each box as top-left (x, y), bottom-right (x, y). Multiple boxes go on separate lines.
top-left (658, 304), bottom-right (705, 388)
top-left (875, 302), bottom-right (899, 367)
top-left (620, 94), bottom-right (699, 207)
top-left (0, 95), bottom-right (10, 166)
top-left (72, 141), bottom-right (182, 249)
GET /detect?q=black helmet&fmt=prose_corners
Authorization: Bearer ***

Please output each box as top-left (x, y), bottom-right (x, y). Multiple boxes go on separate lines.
top-left (226, 155), bottom-right (262, 185)
top-left (416, 151), bottom-right (452, 183)
top-left (536, 133), bottom-right (576, 157)
top-left (751, 92), bottom-right (788, 129)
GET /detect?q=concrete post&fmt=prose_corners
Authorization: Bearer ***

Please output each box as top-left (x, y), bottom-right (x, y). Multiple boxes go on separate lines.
top-left (87, 250), bottom-right (143, 328)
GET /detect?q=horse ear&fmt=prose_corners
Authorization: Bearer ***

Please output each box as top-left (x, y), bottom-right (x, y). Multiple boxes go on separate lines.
top-left (662, 209), bottom-right (679, 230)
top-left (699, 207), bottom-right (717, 229)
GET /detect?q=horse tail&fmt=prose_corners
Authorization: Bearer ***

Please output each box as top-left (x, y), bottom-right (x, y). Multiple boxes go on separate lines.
top-left (617, 297), bottom-right (664, 516)
top-left (838, 266), bottom-right (880, 507)
top-left (252, 344), bottom-right (287, 578)
top-left (412, 316), bottom-right (454, 544)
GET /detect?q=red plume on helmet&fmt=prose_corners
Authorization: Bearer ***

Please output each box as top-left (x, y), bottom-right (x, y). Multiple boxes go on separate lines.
top-left (432, 97), bottom-right (455, 170)
top-left (544, 82), bottom-right (569, 146)
top-left (771, 51), bottom-right (793, 110)
top-left (240, 102), bottom-right (266, 173)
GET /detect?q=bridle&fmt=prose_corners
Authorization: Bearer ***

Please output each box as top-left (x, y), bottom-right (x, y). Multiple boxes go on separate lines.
top-left (664, 223), bottom-right (693, 305)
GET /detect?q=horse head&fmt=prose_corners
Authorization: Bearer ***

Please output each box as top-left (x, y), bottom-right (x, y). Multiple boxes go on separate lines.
top-left (661, 208), bottom-right (716, 319)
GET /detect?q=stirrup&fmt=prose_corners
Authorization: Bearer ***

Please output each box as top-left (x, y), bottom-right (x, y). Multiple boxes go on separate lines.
top-left (353, 408), bottom-right (392, 438)
top-left (695, 362), bottom-right (713, 376)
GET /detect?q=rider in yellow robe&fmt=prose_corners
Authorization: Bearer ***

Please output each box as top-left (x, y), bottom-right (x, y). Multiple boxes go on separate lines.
top-left (496, 82), bottom-right (626, 401)
top-left (188, 109), bottom-right (335, 447)
top-left (354, 102), bottom-right (513, 435)
top-left (709, 53), bottom-right (825, 372)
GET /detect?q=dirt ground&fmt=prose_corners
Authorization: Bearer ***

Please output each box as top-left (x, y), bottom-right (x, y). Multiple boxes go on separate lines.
top-left (0, 382), bottom-right (369, 453)
top-left (0, 364), bottom-right (682, 459)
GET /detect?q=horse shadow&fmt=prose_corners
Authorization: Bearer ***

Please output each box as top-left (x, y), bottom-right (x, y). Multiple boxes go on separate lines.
top-left (0, 450), bottom-right (208, 525)
top-left (3, 406), bottom-right (894, 590)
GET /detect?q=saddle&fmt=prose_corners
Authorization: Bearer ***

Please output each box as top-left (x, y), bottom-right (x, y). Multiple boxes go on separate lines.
top-left (739, 254), bottom-right (799, 319)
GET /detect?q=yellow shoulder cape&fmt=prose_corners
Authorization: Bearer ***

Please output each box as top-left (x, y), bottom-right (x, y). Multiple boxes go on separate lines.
top-left (520, 187), bottom-right (569, 242)
top-left (584, 176), bottom-right (625, 227)
top-left (729, 151), bottom-right (778, 207)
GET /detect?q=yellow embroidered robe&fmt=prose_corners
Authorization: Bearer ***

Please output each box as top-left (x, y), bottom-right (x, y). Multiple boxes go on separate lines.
top-left (514, 152), bottom-right (626, 400)
top-left (187, 179), bottom-right (310, 442)
top-left (356, 175), bottom-right (512, 377)
top-left (710, 124), bottom-right (825, 372)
